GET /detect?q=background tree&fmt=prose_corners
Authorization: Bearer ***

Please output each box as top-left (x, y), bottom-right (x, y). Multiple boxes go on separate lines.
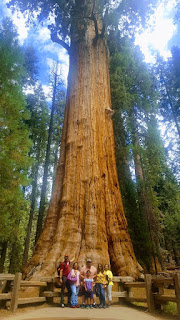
top-left (109, 37), bottom-right (158, 270)
top-left (35, 63), bottom-right (65, 243)
top-left (22, 85), bottom-right (49, 269)
top-left (109, 35), bottom-right (180, 271)
top-left (0, 18), bottom-right (31, 272)
top-left (51, 88), bottom-right (65, 191)
top-left (154, 50), bottom-right (180, 183)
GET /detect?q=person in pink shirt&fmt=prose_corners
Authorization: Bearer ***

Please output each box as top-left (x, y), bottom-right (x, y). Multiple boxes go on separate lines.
top-left (69, 262), bottom-right (80, 308)
top-left (80, 258), bottom-right (97, 308)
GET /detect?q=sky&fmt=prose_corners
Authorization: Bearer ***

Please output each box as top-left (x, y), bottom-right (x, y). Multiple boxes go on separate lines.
top-left (135, 0), bottom-right (179, 62)
top-left (0, 0), bottom-right (69, 97)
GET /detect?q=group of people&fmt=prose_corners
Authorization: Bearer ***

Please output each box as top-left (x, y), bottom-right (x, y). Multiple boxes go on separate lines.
top-left (57, 255), bottom-right (113, 309)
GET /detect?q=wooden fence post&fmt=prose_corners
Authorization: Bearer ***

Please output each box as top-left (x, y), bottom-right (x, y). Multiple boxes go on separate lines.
top-left (173, 273), bottom-right (180, 320)
top-left (145, 274), bottom-right (155, 313)
top-left (118, 281), bottom-right (126, 304)
top-left (46, 279), bottom-right (55, 304)
top-left (10, 273), bottom-right (22, 313)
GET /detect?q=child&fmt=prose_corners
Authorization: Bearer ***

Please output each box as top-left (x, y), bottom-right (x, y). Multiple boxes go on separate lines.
top-left (103, 264), bottom-right (113, 307)
top-left (84, 270), bottom-right (93, 308)
top-left (95, 263), bottom-right (106, 308)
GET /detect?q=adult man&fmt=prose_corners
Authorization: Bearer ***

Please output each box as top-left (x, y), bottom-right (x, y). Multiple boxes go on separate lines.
top-left (59, 254), bottom-right (71, 308)
top-left (80, 258), bottom-right (97, 308)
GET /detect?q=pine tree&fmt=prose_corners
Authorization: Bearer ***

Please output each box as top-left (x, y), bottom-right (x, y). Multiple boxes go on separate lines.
top-left (109, 36), bottom-right (162, 271)
top-left (51, 89), bottom-right (65, 191)
top-left (35, 63), bottom-right (65, 243)
top-left (0, 18), bottom-right (31, 271)
top-left (22, 85), bottom-right (49, 268)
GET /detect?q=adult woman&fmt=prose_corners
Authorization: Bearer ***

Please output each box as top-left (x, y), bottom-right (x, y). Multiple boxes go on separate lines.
top-left (95, 263), bottom-right (106, 308)
top-left (68, 262), bottom-right (80, 308)
top-left (103, 264), bottom-right (113, 306)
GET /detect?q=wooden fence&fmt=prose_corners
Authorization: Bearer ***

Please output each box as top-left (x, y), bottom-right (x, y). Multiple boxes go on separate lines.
top-left (0, 273), bottom-right (179, 318)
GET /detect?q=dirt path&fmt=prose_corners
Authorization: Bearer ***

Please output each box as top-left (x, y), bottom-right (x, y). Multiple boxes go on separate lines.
top-left (0, 305), bottom-right (174, 320)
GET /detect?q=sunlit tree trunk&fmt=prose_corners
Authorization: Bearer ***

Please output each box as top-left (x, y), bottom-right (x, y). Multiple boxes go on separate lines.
top-left (24, 18), bottom-right (141, 280)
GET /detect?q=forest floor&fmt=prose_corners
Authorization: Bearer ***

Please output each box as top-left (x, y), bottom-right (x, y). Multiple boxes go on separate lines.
top-left (0, 303), bottom-right (176, 320)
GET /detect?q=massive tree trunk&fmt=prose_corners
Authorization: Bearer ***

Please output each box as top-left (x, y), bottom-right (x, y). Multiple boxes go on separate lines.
top-left (24, 18), bottom-right (141, 280)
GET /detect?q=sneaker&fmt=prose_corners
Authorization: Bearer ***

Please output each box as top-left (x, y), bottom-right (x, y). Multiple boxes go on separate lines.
top-left (103, 305), bottom-right (106, 308)
top-left (99, 304), bottom-right (103, 308)
top-left (60, 304), bottom-right (65, 308)
top-left (71, 305), bottom-right (76, 308)
top-left (89, 305), bottom-right (93, 309)
top-left (81, 304), bottom-right (86, 309)
top-left (86, 305), bottom-right (89, 308)
top-left (93, 303), bottom-right (98, 308)
top-left (75, 305), bottom-right (80, 308)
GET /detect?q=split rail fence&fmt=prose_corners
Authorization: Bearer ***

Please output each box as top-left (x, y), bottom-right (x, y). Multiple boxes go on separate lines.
top-left (0, 273), bottom-right (179, 318)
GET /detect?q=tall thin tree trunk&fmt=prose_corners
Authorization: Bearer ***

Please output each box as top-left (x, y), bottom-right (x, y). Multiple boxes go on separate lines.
top-left (131, 108), bottom-right (160, 273)
top-left (52, 131), bottom-right (61, 192)
top-left (113, 110), bottom-right (148, 265)
top-left (9, 218), bottom-right (21, 273)
top-left (172, 241), bottom-right (179, 266)
top-left (0, 242), bottom-right (8, 273)
top-left (35, 71), bottom-right (58, 243)
top-left (22, 151), bottom-right (40, 269)
top-left (24, 18), bottom-right (141, 280)
top-left (161, 72), bottom-right (180, 139)
top-left (52, 101), bottom-right (64, 192)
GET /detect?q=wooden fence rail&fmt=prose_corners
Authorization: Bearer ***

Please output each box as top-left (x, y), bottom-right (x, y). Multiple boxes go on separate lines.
top-left (0, 273), bottom-right (179, 318)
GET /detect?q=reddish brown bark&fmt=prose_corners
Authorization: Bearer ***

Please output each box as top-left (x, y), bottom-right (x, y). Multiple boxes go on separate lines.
top-left (24, 20), bottom-right (142, 280)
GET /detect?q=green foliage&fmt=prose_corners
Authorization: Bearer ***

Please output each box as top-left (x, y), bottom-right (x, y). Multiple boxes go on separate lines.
top-left (0, 18), bottom-right (31, 245)
top-left (163, 302), bottom-right (177, 316)
top-left (23, 46), bottom-right (39, 86)
top-left (109, 37), bottom-right (152, 113)
top-left (0, 19), bottom-right (32, 273)
top-left (110, 34), bottom-right (180, 270)
top-left (109, 37), bottom-right (155, 268)
top-left (51, 88), bottom-right (65, 186)
top-left (25, 85), bottom-right (49, 164)
top-left (8, 0), bottom-right (159, 44)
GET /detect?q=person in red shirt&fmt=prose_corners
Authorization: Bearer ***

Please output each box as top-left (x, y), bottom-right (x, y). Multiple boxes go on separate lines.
top-left (58, 254), bottom-right (71, 307)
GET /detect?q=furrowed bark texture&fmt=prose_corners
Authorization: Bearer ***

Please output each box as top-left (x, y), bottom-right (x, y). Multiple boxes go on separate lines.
top-left (24, 20), bottom-right (141, 280)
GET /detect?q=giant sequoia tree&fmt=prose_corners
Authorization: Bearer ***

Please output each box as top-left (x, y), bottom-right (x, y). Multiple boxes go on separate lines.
top-left (8, 0), bottom-right (159, 279)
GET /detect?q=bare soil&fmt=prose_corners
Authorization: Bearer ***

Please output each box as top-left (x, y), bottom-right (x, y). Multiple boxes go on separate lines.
top-left (0, 304), bottom-right (175, 320)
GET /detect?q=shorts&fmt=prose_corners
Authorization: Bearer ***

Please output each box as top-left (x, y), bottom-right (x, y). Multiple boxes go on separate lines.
top-left (85, 290), bottom-right (93, 298)
top-left (80, 285), bottom-right (96, 296)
